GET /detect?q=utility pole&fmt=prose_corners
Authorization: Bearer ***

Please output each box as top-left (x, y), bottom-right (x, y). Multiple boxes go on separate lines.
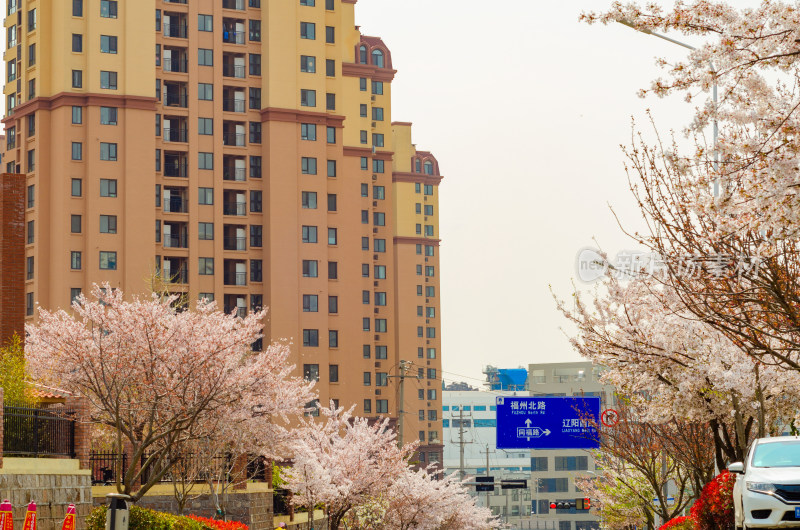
top-left (458, 408), bottom-right (466, 480)
top-left (397, 360), bottom-right (409, 448)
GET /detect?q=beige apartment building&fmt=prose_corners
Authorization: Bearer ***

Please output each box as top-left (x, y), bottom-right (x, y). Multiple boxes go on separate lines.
top-left (1, 0), bottom-right (443, 461)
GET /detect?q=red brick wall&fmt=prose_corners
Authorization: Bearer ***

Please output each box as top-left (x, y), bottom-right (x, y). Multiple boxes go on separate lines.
top-left (0, 173), bottom-right (25, 344)
top-left (64, 395), bottom-right (91, 470)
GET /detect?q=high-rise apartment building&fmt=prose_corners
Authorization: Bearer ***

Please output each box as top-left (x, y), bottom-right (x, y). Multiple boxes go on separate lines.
top-left (1, 0), bottom-right (443, 461)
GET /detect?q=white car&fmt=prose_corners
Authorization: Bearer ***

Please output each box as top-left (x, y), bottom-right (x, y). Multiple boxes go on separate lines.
top-left (730, 436), bottom-right (800, 529)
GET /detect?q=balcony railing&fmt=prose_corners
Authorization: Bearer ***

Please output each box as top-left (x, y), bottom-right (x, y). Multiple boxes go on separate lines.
top-left (222, 0), bottom-right (245, 10)
top-left (163, 234), bottom-right (188, 248)
top-left (163, 23), bottom-right (188, 39)
top-left (164, 0), bottom-right (187, 3)
top-left (223, 132), bottom-right (246, 147)
top-left (164, 92), bottom-right (188, 108)
top-left (222, 31), bottom-right (246, 45)
top-left (224, 305), bottom-right (248, 318)
top-left (164, 162), bottom-right (187, 178)
top-left (224, 271), bottom-right (247, 286)
top-left (162, 268), bottom-right (188, 284)
top-left (223, 98), bottom-right (246, 113)
top-left (223, 201), bottom-right (246, 216)
top-left (223, 166), bottom-right (246, 181)
top-left (3, 406), bottom-right (76, 458)
top-left (223, 236), bottom-right (246, 251)
top-left (163, 128), bottom-right (188, 143)
top-left (222, 64), bottom-right (246, 78)
top-left (163, 197), bottom-right (188, 213)
top-left (163, 57), bottom-right (188, 73)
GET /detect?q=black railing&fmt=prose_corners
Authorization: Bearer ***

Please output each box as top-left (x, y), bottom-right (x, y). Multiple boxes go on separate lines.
top-left (222, 64), bottom-right (246, 78)
top-left (224, 306), bottom-right (248, 318)
top-left (247, 456), bottom-right (268, 481)
top-left (4, 406), bottom-right (75, 458)
top-left (223, 132), bottom-right (246, 146)
top-left (163, 196), bottom-right (188, 213)
top-left (91, 451), bottom-right (128, 485)
top-left (163, 23), bottom-right (188, 39)
top-left (222, 31), bottom-right (246, 45)
top-left (163, 57), bottom-right (188, 73)
top-left (164, 162), bottom-right (188, 178)
top-left (164, 92), bottom-right (188, 108)
top-left (223, 0), bottom-right (245, 10)
top-left (223, 236), bottom-right (246, 251)
top-left (163, 267), bottom-right (188, 284)
top-left (224, 271), bottom-right (247, 286)
top-left (223, 201), bottom-right (246, 216)
top-left (165, 0), bottom-right (187, 3)
top-left (163, 128), bottom-right (188, 143)
top-left (223, 166), bottom-right (246, 181)
top-left (223, 98), bottom-right (246, 113)
top-left (163, 234), bottom-right (188, 248)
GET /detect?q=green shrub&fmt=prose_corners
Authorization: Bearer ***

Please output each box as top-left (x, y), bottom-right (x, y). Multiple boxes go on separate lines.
top-left (86, 505), bottom-right (211, 530)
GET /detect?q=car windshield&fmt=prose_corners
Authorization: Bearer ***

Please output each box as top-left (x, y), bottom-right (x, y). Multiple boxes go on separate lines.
top-left (752, 441), bottom-right (800, 468)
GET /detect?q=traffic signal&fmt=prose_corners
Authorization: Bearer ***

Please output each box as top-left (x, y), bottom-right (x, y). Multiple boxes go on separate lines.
top-left (475, 476), bottom-right (494, 492)
top-left (550, 501), bottom-right (575, 510)
top-left (575, 498), bottom-right (592, 510)
top-left (500, 479), bottom-right (527, 490)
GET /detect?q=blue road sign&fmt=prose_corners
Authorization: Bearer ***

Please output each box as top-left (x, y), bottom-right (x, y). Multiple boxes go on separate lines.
top-left (495, 396), bottom-right (600, 449)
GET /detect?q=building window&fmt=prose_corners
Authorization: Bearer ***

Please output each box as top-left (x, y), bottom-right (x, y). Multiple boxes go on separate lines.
top-left (372, 49), bottom-right (384, 68)
top-left (363, 345), bottom-right (371, 358)
top-left (303, 330), bottom-right (319, 348)
top-left (300, 55), bottom-right (316, 73)
top-left (70, 251), bottom-right (81, 270)
top-left (329, 364), bottom-right (339, 382)
top-left (302, 294), bottom-right (318, 312)
top-left (198, 117), bottom-right (213, 135)
top-left (375, 292), bottom-right (387, 306)
top-left (325, 26), bottom-right (334, 43)
top-left (100, 0), bottom-right (117, 18)
top-left (100, 143), bottom-right (118, 161)
top-left (359, 77), bottom-right (367, 91)
top-left (372, 107), bottom-right (384, 121)
top-left (427, 389), bottom-right (437, 400)
top-left (362, 318), bottom-right (370, 331)
top-left (26, 256), bottom-right (33, 280)
top-left (300, 22), bottom-right (315, 40)
top-left (325, 0), bottom-right (334, 9)
top-left (372, 81), bottom-right (384, 95)
top-left (26, 293), bottom-right (34, 316)
top-left (327, 228), bottom-right (337, 245)
top-left (326, 59), bottom-right (335, 77)
top-left (199, 83), bottom-right (214, 100)
top-left (72, 106), bottom-right (82, 124)
top-left (249, 121), bottom-right (261, 143)
top-left (301, 226), bottom-right (317, 243)
top-left (250, 259), bottom-right (264, 282)
top-left (374, 265), bottom-right (386, 279)
top-left (373, 133), bottom-right (384, 147)
top-left (359, 46), bottom-right (367, 64)
top-left (554, 456), bottom-right (589, 471)
top-left (27, 221), bottom-right (34, 244)
top-left (364, 373), bottom-right (372, 386)
top-left (376, 372), bottom-right (388, 386)
top-left (70, 288), bottom-right (82, 303)
top-left (376, 400), bottom-right (388, 413)
top-left (327, 160), bottom-right (336, 177)
top-left (100, 35), bottom-right (118, 53)
top-left (326, 93), bottom-right (335, 110)
top-left (375, 319), bottom-right (387, 333)
top-left (73, 0), bottom-right (83, 16)
top-left (72, 70), bottom-right (83, 88)
top-left (198, 48), bottom-right (213, 66)
top-left (249, 19), bottom-right (261, 41)
top-left (327, 126), bottom-right (336, 144)
top-left (329, 330), bottom-right (338, 348)
top-left (364, 399), bottom-right (371, 413)
top-left (531, 457), bottom-right (548, 472)
top-left (250, 191), bottom-right (262, 213)
top-left (71, 142), bottom-right (83, 160)
top-left (100, 215), bottom-right (117, 234)
top-left (198, 14), bottom-right (213, 32)
top-left (373, 212), bottom-right (385, 226)
top-left (100, 107), bottom-right (118, 125)
top-left (199, 152), bottom-right (214, 170)
top-left (373, 159), bottom-right (385, 173)
top-left (100, 71), bottom-right (117, 89)
top-left (198, 222), bottom-right (214, 240)
top-left (71, 179), bottom-right (82, 197)
top-left (300, 89), bottom-right (316, 107)
top-left (26, 185), bottom-right (34, 208)
top-left (328, 296), bottom-right (338, 313)
top-left (301, 157), bottom-right (317, 174)
top-left (303, 363), bottom-right (320, 381)
top-left (250, 156), bottom-right (262, 178)
top-left (301, 191), bottom-right (317, 209)
top-left (72, 34), bottom-right (83, 52)
top-left (99, 251), bottom-right (117, 270)
top-left (327, 194), bottom-right (337, 212)
top-left (301, 123), bottom-right (317, 141)
top-left (199, 188), bottom-right (213, 205)
top-left (71, 215), bottom-right (82, 233)
top-left (302, 260), bottom-right (318, 277)
top-left (199, 257), bottom-right (214, 275)
top-left (249, 54), bottom-right (261, 76)
top-left (328, 261), bottom-right (338, 279)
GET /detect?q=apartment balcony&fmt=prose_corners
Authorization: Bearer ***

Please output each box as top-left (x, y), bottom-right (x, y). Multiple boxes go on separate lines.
top-left (164, 0), bottom-right (187, 4)
top-left (222, 54), bottom-right (246, 78)
top-left (163, 186), bottom-right (188, 213)
top-left (223, 156), bottom-right (246, 181)
top-left (163, 221), bottom-right (188, 249)
top-left (223, 131), bottom-right (245, 147)
top-left (222, 25), bottom-right (246, 45)
top-left (161, 257), bottom-right (188, 284)
top-left (163, 13), bottom-right (188, 39)
top-left (222, 98), bottom-right (246, 113)
top-left (164, 152), bottom-right (188, 178)
top-left (223, 201), bottom-right (246, 216)
top-left (163, 47), bottom-right (188, 73)
top-left (224, 260), bottom-right (247, 286)
top-left (163, 127), bottom-right (187, 143)
top-left (223, 236), bottom-right (246, 251)
top-left (163, 81), bottom-right (188, 108)
top-left (222, 0), bottom-right (245, 10)
top-left (224, 305), bottom-right (247, 318)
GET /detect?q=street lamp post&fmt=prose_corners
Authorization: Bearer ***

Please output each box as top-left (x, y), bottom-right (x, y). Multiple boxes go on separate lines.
top-left (617, 20), bottom-right (720, 197)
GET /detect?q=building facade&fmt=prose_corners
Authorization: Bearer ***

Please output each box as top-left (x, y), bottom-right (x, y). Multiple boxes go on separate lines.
top-left (528, 362), bottom-right (615, 530)
top-left (1, 0), bottom-right (442, 460)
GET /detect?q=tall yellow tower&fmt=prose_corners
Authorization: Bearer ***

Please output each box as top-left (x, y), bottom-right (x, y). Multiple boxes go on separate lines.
top-left (2, 0), bottom-right (443, 463)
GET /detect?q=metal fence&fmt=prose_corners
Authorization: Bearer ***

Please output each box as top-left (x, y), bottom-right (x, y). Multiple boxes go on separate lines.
top-left (90, 451), bottom-right (128, 485)
top-left (3, 406), bottom-right (76, 458)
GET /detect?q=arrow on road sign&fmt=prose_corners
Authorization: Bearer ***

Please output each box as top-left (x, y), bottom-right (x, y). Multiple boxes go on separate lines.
top-left (525, 419), bottom-right (532, 427)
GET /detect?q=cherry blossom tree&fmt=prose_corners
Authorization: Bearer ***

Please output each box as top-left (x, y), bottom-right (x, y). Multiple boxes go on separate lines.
top-left (25, 284), bottom-right (314, 501)
top-left (285, 404), bottom-right (414, 529)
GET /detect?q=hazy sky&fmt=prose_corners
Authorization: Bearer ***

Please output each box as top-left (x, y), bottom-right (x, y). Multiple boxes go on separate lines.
top-left (355, 0), bottom-right (752, 386)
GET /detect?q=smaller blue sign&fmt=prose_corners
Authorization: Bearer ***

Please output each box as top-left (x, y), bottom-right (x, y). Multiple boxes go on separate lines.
top-left (495, 396), bottom-right (600, 450)
top-left (795, 507), bottom-right (800, 519)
